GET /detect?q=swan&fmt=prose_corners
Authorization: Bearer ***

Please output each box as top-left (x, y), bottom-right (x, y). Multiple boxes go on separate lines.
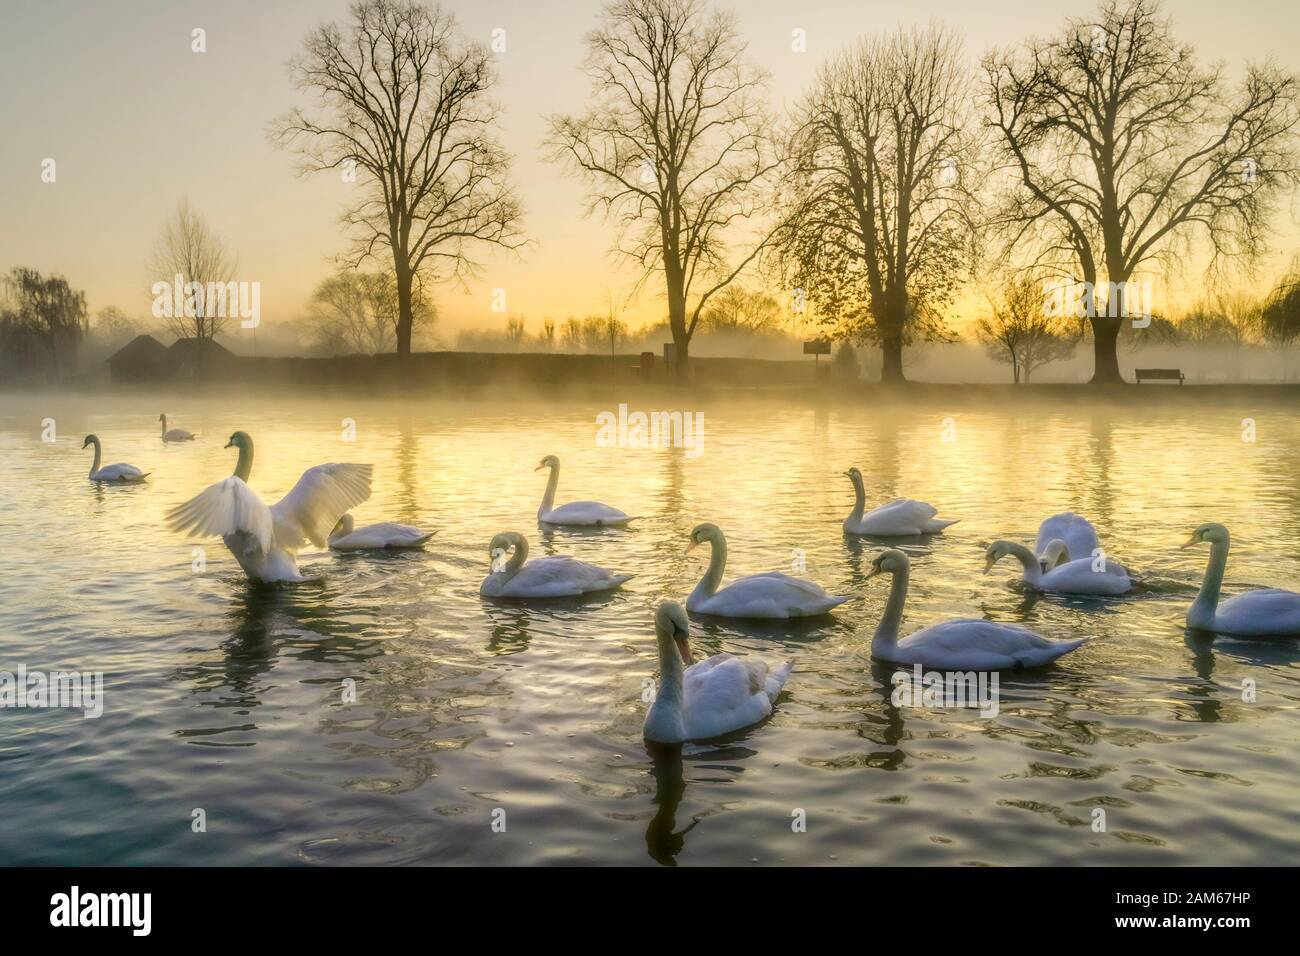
top-left (159, 414), bottom-right (196, 443)
top-left (82, 435), bottom-right (148, 483)
top-left (986, 539), bottom-right (1132, 596)
top-left (1035, 512), bottom-right (1099, 570)
top-left (842, 468), bottom-right (958, 536)
top-left (480, 531), bottom-right (632, 598)
top-left (643, 601), bottom-right (793, 744)
top-left (865, 549), bottom-right (1086, 669)
top-left (329, 514), bottom-right (435, 551)
top-left (166, 430), bottom-right (373, 583)
top-left (1183, 523), bottom-right (1300, 637)
top-left (686, 522), bottom-right (850, 619)
top-left (535, 455), bottom-right (637, 526)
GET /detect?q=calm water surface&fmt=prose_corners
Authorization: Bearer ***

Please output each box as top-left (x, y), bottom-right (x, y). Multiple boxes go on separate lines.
top-left (2, 390), bottom-right (1299, 865)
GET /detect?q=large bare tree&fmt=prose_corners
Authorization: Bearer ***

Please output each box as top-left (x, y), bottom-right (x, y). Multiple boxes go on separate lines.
top-left (149, 199), bottom-right (237, 373)
top-left (548, 0), bottom-right (778, 377)
top-left (273, 0), bottom-right (524, 359)
top-left (986, 0), bottom-right (1300, 383)
top-left (773, 26), bottom-right (978, 383)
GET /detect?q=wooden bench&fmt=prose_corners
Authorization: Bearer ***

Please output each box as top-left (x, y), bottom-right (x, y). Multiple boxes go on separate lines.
top-left (629, 351), bottom-right (655, 378)
top-left (1135, 368), bottom-right (1184, 385)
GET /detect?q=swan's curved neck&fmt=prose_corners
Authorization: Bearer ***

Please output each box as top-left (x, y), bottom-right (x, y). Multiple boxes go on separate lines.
top-left (539, 464), bottom-right (559, 515)
top-left (848, 472), bottom-right (866, 523)
top-left (502, 536), bottom-right (528, 576)
top-left (88, 437), bottom-right (101, 477)
top-left (159, 416), bottom-right (167, 437)
top-left (1191, 537), bottom-right (1229, 625)
top-left (689, 534), bottom-right (727, 603)
top-left (655, 631), bottom-right (685, 704)
top-left (233, 440), bottom-right (254, 482)
top-left (873, 566), bottom-right (910, 652)
top-left (1003, 542), bottom-right (1045, 585)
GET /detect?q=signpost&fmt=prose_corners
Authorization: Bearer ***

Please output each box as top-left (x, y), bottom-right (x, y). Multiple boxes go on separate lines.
top-left (804, 339), bottom-right (831, 379)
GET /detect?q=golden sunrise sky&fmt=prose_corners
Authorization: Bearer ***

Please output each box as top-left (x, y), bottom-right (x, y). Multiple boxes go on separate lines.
top-left (2, 0), bottom-right (1298, 343)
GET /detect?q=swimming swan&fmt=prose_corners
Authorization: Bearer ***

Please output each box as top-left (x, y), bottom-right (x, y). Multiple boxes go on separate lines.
top-left (536, 455), bottom-right (637, 526)
top-left (842, 468), bottom-right (958, 536)
top-left (480, 531), bottom-right (632, 598)
top-left (986, 539), bottom-right (1132, 595)
top-left (865, 549), bottom-right (1086, 669)
top-left (643, 601), bottom-right (793, 744)
top-left (166, 431), bottom-right (372, 583)
top-left (686, 522), bottom-right (850, 619)
top-left (159, 414), bottom-right (196, 443)
top-left (1035, 513), bottom-right (1099, 570)
top-left (329, 514), bottom-right (434, 551)
top-left (1183, 523), bottom-right (1300, 637)
top-left (82, 435), bottom-right (148, 483)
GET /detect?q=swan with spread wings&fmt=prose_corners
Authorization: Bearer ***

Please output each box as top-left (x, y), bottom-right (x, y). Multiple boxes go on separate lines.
top-left (166, 431), bottom-right (373, 583)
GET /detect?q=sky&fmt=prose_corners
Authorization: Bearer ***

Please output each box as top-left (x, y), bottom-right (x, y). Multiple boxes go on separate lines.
top-left (2, 0), bottom-right (1298, 346)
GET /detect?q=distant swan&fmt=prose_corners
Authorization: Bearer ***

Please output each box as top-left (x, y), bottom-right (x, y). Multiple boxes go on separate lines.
top-left (866, 549), bottom-right (1086, 669)
top-left (166, 430), bottom-right (372, 583)
top-left (686, 522), bottom-right (850, 619)
top-left (1035, 512), bottom-right (1099, 570)
top-left (643, 601), bottom-right (793, 744)
top-left (986, 539), bottom-right (1132, 595)
top-left (329, 514), bottom-right (434, 551)
top-left (480, 531), bottom-right (631, 598)
top-left (159, 414), bottom-right (196, 443)
top-left (842, 468), bottom-right (957, 536)
top-left (83, 434), bottom-right (148, 483)
top-left (1183, 523), bottom-right (1300, 636)
top-left (536, 455), bottom-right (636, 526)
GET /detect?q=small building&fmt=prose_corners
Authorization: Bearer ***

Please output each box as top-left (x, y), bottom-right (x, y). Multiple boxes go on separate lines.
top-left (105, 334), bottom-right (169, 383)
top-left (167, 337), bottom-right (236, 379)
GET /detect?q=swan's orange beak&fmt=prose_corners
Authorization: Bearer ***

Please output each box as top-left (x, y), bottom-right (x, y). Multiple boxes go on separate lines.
top-left (983, 555), bottom-right (996, 574)
top-left (863, 566), bottom-right (882, 580)
top-left (1180, 534), bottom-right (1201, 550)
top-left (684, 539), bottom-right (698, 555)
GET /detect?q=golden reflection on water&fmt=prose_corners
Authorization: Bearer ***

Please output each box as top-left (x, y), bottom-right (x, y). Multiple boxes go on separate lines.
top-left (0, 390), bottom-right (1298, 865)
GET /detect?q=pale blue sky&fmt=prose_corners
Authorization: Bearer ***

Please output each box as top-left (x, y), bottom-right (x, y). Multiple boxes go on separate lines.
top-left (1, 0), bottom-right (1297, 340)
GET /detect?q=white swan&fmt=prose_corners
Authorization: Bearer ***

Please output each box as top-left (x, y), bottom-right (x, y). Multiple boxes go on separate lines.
top-left (536, 455), bottom-right (637, 526)
top-left (866, 549), bottom-right (1086, 669)
top-left (159, 414), bottom-right (196, 443)
top-left (329, 514), bottom-right (434, 551)
top-left (842, 468), bottom-right (957, 536)
top-left (166, 430), bottom-right (373, 583)
top-left (1183, 523), bottom-right (1300, 636)
top-left (480, 531), bottom-right (632, 598)
top-left (1035, 512), bottom-right (1099, 570)
top-left (82, 434), bottom-right (148, 483)
top-left (643, 601), bottom-right (793, 744)
top-left (686, 522), bottom-right (850, 619)
top-left (986, 539), bottom-right (1132, 596)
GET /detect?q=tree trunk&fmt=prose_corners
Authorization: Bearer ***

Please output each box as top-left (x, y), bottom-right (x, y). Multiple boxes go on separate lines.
top-left (394, 262), bottom-right (413, 359)
top-left (879, 333), bottom-right (905, 383)
top-left (665, 260), bottom-right (690, 380)
top-left (1088, 315), bottom-right (1124, 384)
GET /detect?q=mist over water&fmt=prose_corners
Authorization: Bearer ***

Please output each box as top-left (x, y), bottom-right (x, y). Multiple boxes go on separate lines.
top-left (2, 389), bottom-right (1299, 865)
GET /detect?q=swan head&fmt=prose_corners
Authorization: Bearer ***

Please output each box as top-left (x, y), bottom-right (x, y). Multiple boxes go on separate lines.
top-left (158, 414), bottom-right (165, 422)
top-left (685, 522), bottom-right (723, 554)
top-left (224, 430), bottom-right (252, 451)
top-left (654, 600), bottom-right (694, 665)
top-left (864, 548), bottom-right (909, 580)
top-left (983, 540), bottom-right (1017, 573)
top-left (331, 514), bottom-right (355, 539)
top-left (488, 531), bottom-right (525, 568)
top-left (1182, 522), bottom-right (1229, 549)
top-left (843, 466), bottom-right (863, 481)
top-left (535, 454), bottom-right (559, 472)
top-left (1040, 539), bottom-right (1071, 570)
top-left (81, 434), bottom-right (97, 449)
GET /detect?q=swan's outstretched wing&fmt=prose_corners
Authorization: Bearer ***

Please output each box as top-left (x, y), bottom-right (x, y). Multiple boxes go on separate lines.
top-left (271, 464), bottom-right (373, 548)
top-left (166, 477), bottom-right (273, 553)
top-left (1035, 513), bottom-right (1099, 562)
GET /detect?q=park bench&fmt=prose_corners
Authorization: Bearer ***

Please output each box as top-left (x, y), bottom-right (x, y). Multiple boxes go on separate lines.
top-left (630, 351), bottom-right (655, 378)
top-left (1135, 368), bottom-right (1184, 385)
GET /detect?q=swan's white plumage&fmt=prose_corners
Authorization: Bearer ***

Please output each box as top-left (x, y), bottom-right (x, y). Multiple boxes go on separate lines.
top-left (92, 463), bottom-right (148, 482)
top-left (480, 531), bottom-right (630, 598)
top-left (535, 455), bottom-right (636, 526)
top-left (643, 601), bottom-right (792, 743)
top-left (330, 520), bottom-right (433, 551)
top-left (1035, 513), bottom-right (1098, 567)
top-left (1185, 523), bottom-right (1300, 636)
top-left (1036, 556), bottom-right (1132, 595)
top-left (880, 618), bottom-right (1087, 670)
top-left (842, 469), bottom-right (956, 535)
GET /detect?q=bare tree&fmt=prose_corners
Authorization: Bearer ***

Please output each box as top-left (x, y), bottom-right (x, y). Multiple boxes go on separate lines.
top-left (773, 26), bottom-right (979, 383)
top-left (985, 0), bottom-right (1300, 383)
top-left (149, 200), bottom-right (237, 372)
top-left (975, 274), bottom-right (1078, 382)
top-left (273, 0), bottom-right (524, 359)
top-left (548, 0), bottom-right (778, 377)
top-left (306, 269), bottom-right (434, 355)
top-left (700, 285), bottom-right (783, 333)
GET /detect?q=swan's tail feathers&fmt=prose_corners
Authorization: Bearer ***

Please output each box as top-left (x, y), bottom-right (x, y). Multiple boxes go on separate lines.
top-left (766, 660), bottom-right (795, 700)
top-left (408, 533), bottom-right (436, 547)
top-left (1046, 637), bottom-right (1088, 662)
top-left (608, 574), bottom-right (634, 588)
top-left (824, 594), bottom-right (853, 611)
top-left (925, 518), bottom-right (960, 532)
